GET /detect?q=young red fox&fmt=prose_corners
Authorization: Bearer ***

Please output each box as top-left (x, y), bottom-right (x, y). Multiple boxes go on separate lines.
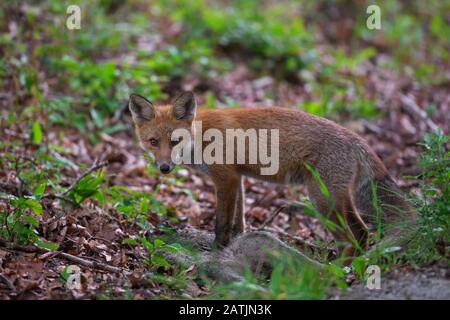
top-left (129, 91), bottom-right (414, 254)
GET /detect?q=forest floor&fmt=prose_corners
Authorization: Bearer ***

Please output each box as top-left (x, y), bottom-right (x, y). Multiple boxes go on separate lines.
top-left (1, 59), bottom-right (448, 299)
top-left (332, 264), bottom-right (450, 299)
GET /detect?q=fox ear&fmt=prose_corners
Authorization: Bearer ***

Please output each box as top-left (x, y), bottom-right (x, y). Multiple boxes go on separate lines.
top-left (172, 91), bottom-right (197, 121)
top-left (129, 94), bottom-right (155, 123)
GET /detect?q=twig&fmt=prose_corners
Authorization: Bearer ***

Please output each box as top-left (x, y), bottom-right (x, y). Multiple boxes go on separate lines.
top-left (41, 159), bottom-right (108, 204)
top-left (59, 159), bottom-right (108, 196)
top-left (0, 238), bottom-right (121, 274)
top-left (42, 194), bottom-right (77, 206)
top-left (245, 187), bottom-right (284, 216)
top-left (262, 226), bottom-right (335, 254)
top-left (0, 239), bottom-right (39, 253)
top-left (55, 252), bottom-right (121, 274)
top-left (48, 151), bottom-right (80, 172)
top-left (400, 94), bottom-right (440, 132)
top-left (257, 205), bottom-right (287, 231)
top-left (257, 201), bottom-right (334, 254)
top-left (2, 159), bottom-right (106, 206)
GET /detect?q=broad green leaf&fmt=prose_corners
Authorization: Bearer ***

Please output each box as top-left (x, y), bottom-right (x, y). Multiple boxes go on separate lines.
top-left (152, 253), bottom-right (170, 268)
top-left (328, 263), bottom-right (345, 277)
top-left (23, 215), bottom-right (39, 228)
top-left (35, 240), bottom-right (59, 251)
top-left (59, 266), bottom-right (71, 283)
top-left (139, 237), bottom-right (154, 252)
top-left (26, 199), bottom-right (43, 215)
top-left (7, 214), bottom-right (15, 225)
top-left (352, 257), bottom-right (366, 278)
top-left (31, 122), bottom-right (43, 144)
top-left (139, 198), bottom-right (149, 213)
top-left (165, 243), bottom-right (182, 253)
top-left (153, 238), bottom-right (165, 249)
top-left (90, 108), bottom-right (103, 128)
top-left (122, 238), bottom-right (138, 246)
top-left (33, 182), bottom-right (47, 199)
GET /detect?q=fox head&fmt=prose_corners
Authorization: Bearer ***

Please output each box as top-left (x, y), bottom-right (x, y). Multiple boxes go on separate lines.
top-left (129, 91), bottom-right (197, 174)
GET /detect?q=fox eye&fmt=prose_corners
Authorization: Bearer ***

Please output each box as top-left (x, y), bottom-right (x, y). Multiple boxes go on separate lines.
top-left (149, 138), bottom-right (158, 147)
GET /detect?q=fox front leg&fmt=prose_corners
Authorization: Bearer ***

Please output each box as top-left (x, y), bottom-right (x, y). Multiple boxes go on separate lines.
top-left (231, 176), bottom-right (245, 237)
top-left (212, 174), bottom-right (240, 248)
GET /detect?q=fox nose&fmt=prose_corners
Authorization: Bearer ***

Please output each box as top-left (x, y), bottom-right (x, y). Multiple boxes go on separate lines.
top-left (159, 163), bottom-right (171, 174)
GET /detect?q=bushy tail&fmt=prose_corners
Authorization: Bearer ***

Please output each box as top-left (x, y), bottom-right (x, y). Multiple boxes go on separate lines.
top-left (376, 175), bottom-right (415, 223)
top-left (374, 175), bottom-right (418, 248)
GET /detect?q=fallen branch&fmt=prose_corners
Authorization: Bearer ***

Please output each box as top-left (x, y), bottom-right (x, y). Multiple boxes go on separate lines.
top-left (257, 205), bottom-right (287, 231)
top-left (262, 226), bottom-right (335, 255)
top-left (42, 194), bottom-right (77, 206)
top-left (0, 238), bottom-right (121, 274)
top-left (257, 201), bottom-right (334, 254)
top-left (55, 251), bottom-right (121, 274)
top-left (400, 94), bottom-right (440, 132)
